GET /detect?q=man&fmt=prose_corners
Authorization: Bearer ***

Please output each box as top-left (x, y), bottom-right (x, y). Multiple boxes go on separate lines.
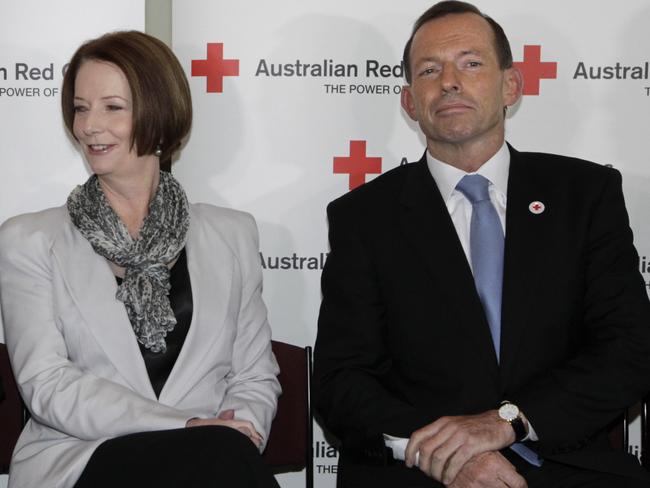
top-left (313, 2), bottom-right (650, 487)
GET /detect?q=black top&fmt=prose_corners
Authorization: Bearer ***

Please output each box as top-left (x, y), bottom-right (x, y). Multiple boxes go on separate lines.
top-left (116, 248), bottom-right (193, 398)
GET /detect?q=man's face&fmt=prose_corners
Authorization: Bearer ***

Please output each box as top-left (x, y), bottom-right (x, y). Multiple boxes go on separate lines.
top-left (401, 13), bottom-right (521, 152)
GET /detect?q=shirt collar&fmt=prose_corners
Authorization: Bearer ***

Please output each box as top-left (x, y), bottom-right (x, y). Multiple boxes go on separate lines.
top-left (426, 142), bottom-right (510, 203)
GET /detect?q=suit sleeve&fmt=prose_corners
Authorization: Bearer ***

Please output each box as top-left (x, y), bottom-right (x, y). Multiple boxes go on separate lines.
top-left (217, 212), bottom-right (281, 451)
top-left (314, 200), bottom-right (432, 449)
top-left (0, 216), bottom-right (197, 442)
top-left (512, 170), bottom-right (650, 455)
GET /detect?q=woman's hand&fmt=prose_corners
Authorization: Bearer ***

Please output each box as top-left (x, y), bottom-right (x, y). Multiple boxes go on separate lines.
top-left (185, 409), bottom-right (263, 447)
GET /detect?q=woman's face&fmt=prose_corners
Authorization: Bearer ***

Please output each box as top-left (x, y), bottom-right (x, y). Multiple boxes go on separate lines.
top-left (72, 60), bottom-right (145, 179)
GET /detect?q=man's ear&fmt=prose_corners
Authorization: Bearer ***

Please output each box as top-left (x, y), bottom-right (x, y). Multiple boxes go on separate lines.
top-left (503, 66), bottom-right (523, 108)
top-left (400, 85), bottom-right (418, 121)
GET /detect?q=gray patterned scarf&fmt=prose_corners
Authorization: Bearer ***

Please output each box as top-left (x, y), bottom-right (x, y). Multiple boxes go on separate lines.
top-left (67, 171), bottom-right (190, 353)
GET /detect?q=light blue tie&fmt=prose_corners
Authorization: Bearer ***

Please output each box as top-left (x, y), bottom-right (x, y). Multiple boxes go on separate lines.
top-left (456, 174), bottom-right (542, 467)
top-left (456, 174), bottom-right (503, 360)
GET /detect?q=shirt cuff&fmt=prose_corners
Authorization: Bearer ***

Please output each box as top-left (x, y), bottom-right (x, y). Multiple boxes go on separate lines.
top-left (383, 434), bottom-right (416, 465)
top-left (523, 419), bottom-right (539, 442)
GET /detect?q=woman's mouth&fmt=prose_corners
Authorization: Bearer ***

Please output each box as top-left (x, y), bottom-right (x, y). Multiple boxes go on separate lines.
top-left (87, 144), bottom-right (115, 154)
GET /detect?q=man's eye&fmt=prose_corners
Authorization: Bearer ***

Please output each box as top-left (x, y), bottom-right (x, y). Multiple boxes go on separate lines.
top-left (420, 67), bottom-right (438, 76)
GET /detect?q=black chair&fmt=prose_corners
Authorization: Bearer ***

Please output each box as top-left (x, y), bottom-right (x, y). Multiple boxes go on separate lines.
top-left (640, 393), bottom-right (650, 469)
top-left (606, 396), bottom-right (650, 468)
top-left (262, 341), bottom-right (313, 488)
top-left (0, 343), bottom-right (25, 474)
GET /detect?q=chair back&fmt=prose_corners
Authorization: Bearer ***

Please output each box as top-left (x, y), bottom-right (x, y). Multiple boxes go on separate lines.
top-left (0, 343), bottom-right (23, 474)
top-left (262, 340), bottom-right (313, 487)
top-left (642, 395), bottom-right (649, 467)
top-left (606, 397), bottom-right (650, 468)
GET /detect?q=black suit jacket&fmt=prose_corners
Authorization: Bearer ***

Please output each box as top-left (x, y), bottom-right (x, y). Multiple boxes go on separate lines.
top-left (314, 146), bottom-right (650, 483)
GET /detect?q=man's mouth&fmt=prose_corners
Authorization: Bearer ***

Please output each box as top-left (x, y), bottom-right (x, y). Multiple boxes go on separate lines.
top-left (436, 103), bottom-right (472, 115)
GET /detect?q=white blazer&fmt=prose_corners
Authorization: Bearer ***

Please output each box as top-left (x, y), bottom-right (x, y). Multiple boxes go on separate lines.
top-left (0, 203), bottom-right (281, 488)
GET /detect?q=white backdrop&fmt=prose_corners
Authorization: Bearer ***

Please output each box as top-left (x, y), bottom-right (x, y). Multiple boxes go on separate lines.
top-left (0, 2), bottom-right (144, 487)
top-left (172, 1), bottom-right (650, 487)
top-left (1, 1), bottom-right (649, 487)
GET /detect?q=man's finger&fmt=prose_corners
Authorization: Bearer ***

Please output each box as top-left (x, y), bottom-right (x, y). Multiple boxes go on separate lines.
top-left (419, 423), bottom-right (467, 481)
top-left (499, 470), bottom-right (528, 488)
top-left (440, 444), bottom-right (475, 485)
top-left (405, 417), bottom-right (451, 467)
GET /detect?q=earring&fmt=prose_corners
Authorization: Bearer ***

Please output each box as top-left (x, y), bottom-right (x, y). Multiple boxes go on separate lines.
top-left (154, 145), bottom-right (163, 157)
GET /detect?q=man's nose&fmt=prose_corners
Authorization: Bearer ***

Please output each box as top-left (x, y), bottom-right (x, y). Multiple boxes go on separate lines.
top-left (440, 64), bottom-right (461, 94)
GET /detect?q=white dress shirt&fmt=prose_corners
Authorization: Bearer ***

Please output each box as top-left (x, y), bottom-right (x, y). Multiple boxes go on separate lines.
top-left (425, 142), bottom-right (509, 270)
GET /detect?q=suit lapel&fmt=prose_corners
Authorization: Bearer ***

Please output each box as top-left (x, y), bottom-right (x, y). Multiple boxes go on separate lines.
top-left (53, 205), bottom-right (234, 405)
top-left (398, 156), bottom-right (500, 384)
top-left (52, 215), bottom-right (155, 397)
top-left (159, 205), bottom-right (234, 404)
top-left (499, 146), bottom-right (553, 387)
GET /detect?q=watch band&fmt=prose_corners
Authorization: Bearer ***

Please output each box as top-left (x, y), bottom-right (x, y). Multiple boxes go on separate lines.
top-left (509, 415), bottom-right (527, 442)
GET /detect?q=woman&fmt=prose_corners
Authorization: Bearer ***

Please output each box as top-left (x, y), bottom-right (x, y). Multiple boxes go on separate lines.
top-left (0, 31), bottom-right (281, 488)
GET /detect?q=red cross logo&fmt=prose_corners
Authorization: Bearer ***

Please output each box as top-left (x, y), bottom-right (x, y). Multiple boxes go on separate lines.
top-left (513, 45), bottom-right (557, 96)
top-left (333, 140), bottom-right (382, 190)
top-left (191, 43), bottom-right (239, 93)
top-left (528, 200), bottom-right (545, 214)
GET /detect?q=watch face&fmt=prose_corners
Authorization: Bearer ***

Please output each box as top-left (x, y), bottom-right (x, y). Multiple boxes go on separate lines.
top-left (499, 403), bottom-right (519, 422)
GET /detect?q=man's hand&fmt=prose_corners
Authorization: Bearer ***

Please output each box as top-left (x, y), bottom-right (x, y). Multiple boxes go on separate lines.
top-left (405, 410), bottom-right (515, 484)
top-left (448, 451), bottom-right (527, 488)
top-left (186, 409), bottom-right (263, 447)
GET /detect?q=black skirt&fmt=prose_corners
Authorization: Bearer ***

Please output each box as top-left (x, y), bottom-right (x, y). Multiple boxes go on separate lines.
top-left (74, 425), bottom-right (280, 488)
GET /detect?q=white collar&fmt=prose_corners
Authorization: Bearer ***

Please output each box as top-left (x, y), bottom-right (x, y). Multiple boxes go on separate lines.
top-left (426, 142), bottom-right (510, 203)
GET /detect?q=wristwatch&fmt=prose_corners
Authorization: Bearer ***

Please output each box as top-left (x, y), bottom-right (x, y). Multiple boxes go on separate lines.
top-left (498, 401), bottom-right (528, 442)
